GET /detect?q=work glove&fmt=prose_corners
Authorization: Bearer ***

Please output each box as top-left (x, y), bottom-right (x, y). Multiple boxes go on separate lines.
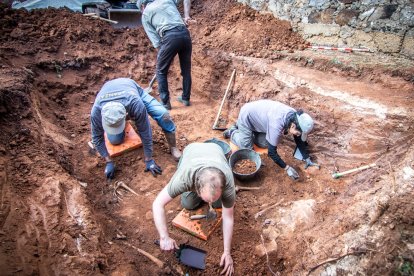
top-left (104, 161), bottom-right (115, 179)
top-left (145, 159), bottom-right (163, 177)
top-left (304, 157), bottom-right (320, 169)
top-left (285, 165), bottom-right (299, 180)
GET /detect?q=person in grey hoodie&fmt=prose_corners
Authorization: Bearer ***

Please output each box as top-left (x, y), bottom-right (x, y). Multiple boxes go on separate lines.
top-left (223, 100), bottom-right (320, 180)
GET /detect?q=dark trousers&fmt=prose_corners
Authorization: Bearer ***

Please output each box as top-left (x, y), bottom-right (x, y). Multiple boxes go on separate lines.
top-left (157, 26), bottom-right (192, 105)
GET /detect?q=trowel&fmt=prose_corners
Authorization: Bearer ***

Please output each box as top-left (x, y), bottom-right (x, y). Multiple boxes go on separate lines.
top-left (190, 203), bottom-right (217, 221)
top-left (155, 240), bottom-right (207, 270)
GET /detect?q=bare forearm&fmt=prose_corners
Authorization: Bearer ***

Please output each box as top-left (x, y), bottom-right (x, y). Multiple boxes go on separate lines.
top-left (183, 0), bottom-right (191, 19)
top-left (222, 211), bottom-right (234, 253)
top-left (153, 201), bottom-right (169, 238)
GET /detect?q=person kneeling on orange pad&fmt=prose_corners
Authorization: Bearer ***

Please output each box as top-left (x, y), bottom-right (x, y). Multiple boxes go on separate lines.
top-left (90, 78), bottom-right (182, 179)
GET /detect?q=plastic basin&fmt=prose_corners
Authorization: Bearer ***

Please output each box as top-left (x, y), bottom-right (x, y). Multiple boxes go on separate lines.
top-left (204, 138), bottom-right (232, 159)
top-left (229, 149), bottom-right (261, 181)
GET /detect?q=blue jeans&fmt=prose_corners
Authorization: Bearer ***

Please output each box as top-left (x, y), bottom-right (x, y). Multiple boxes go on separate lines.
top-left (157, 26), bottom-right (192, 104)
top-left (139, 89), bottom-right (176, 133)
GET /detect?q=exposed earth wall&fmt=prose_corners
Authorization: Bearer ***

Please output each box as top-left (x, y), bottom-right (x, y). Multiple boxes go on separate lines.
top-left (238, 0), bottom-right (414, 57)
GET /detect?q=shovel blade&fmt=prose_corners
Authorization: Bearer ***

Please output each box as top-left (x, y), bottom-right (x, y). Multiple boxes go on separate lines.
top-left (179, 245), bottom-right (207, 270)
top-left (108, 9), bottom-right (142, 29)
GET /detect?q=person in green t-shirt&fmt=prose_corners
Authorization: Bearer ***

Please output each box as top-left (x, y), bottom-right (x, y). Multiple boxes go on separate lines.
top-left (152, 143), bottom-right (235, 276)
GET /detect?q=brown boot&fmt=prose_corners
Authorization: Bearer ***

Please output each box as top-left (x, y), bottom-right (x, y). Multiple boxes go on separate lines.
top-left (164, 131), bottom-right (182, 161)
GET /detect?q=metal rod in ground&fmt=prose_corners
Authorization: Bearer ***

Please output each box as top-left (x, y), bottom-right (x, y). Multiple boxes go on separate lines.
top-left (212, 69), bottom-right (236, 130)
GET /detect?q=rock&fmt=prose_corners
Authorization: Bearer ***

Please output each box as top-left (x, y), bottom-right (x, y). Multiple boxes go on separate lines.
top-left (308, 0), bottom-right (331, 9)
top-left (145, 211), bottom-right (153, 220)
top-left (339, 25), bottom-right (354, 39)
top-left (308, 9), bottom-right (335, 24)
top-left (115, 233), bottom-right (127, 240)
top-left (301, 23), bottom-right (340, 37)
top-left (369, 5), bottom-right (397, 21)
top-left (401, 5), bottom-right (414, 26)
top-left (78, 181), bottom-right (88, 188)
top-left (402, 28), bottom-right (414, 57)
top-left (374, 32), bottom-right (402, 53)
top-left (360, 8), bottom-right (375, 20)
top-left (335, 9), bottom-right (360, 26)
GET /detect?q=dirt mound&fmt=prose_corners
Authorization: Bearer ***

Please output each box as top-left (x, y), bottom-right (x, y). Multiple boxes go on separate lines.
top-left (0, 1), bottom-right (413, 275)
top-left (189, 0), bottom-right (308, 57)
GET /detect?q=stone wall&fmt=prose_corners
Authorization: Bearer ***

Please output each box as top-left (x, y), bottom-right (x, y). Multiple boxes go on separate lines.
top-left (237, 0), bottom-right (414, 58)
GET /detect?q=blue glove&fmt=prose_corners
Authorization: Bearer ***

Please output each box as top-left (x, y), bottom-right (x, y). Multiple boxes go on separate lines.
top-left (104, 161), bottom-right (115, 179)
top-left (304, 158), bottom-right (320, 169)
top-left (145, 159), bottom-right (162, 177)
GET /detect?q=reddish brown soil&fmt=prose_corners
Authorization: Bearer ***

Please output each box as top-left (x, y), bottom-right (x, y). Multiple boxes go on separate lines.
top-left (233, 159), bottom-right (257, 175)
top-left (187, 204), bottom-right (221, 235)
top-left (0, 1), bottom-right (414, 275)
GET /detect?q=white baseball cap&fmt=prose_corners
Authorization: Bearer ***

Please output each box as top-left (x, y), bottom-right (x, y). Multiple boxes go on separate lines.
top-left (102, 102), bottom-right (126, 144)
top-left (296, 113), bottom-right (314, 142)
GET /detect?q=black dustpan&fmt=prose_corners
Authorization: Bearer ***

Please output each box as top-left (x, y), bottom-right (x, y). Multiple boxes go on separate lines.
top-left (155, 240), bottom-right (207, 270)
top-left (176, 244), bottom-right (207, 270)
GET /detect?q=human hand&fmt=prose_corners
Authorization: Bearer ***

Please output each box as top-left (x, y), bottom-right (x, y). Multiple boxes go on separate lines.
top-left (104, 161), bottom-right (115, 179)
top-left (184, 16), bottom-right (196, 26)
top-left (220, 252), bottom-right (234, 276)
top-left (304, 157), bottom-right (320, 169)
top-left (159, 236), bottom-right (179, 251)
top-left (285, 165), bottom-right (299, 180)
top-left (144, 159), bottom-right (162, 177)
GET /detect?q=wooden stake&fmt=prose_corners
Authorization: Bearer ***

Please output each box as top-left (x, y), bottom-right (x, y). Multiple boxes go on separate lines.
top-left (332, 163), bottom-right (377, 179)
top-left (212, 69), bottom-right (236, 130)
top-left (235, 185), bottom-right (261, 192)
top-left (83, 13), bottom-right (118, 24)
top-left (124, 242), bottom-right (164, 268)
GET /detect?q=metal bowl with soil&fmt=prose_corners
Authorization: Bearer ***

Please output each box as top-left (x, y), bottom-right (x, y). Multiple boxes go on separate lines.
top-left (229, 149), bottom-right (261, 180)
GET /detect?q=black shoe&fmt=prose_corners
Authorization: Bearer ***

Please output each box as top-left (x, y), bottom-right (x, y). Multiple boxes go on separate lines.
top-left (177, 96), bottom-right (190, 106)
top-left (223, 124), bottom-right (237, 139)
top-left (163, 101), bottom-right (172, 110)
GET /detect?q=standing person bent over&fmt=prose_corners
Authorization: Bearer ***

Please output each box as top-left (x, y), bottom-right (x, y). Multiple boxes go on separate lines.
top-left (138, 0), bottom-right (192, 110)
top-left (90, 78), bottom-right (181, 179)
top-left (223, 99), bottom-right (319, 180)
top-left (153, 143), bottom-right (235, 275)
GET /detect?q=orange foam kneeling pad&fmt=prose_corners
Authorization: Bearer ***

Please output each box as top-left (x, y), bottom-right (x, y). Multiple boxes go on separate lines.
top-left (172, 206), bottom-right (222, 241)
top-left (104, 122), bottom-right (142, 157)
top-left (229, 141), bottom-right (267, 155)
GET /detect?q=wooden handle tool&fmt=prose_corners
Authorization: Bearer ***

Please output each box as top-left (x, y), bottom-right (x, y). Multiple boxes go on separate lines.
top-left (332, 163), bottom-right (377, 179)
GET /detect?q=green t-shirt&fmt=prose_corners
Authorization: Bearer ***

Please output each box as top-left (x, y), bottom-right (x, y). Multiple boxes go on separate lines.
top-left (167, 143), bottom-right (236, 208)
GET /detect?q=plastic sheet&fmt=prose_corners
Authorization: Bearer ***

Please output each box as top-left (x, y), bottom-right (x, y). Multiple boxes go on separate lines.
top-left (12, 0), bottom-right (105, 12)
